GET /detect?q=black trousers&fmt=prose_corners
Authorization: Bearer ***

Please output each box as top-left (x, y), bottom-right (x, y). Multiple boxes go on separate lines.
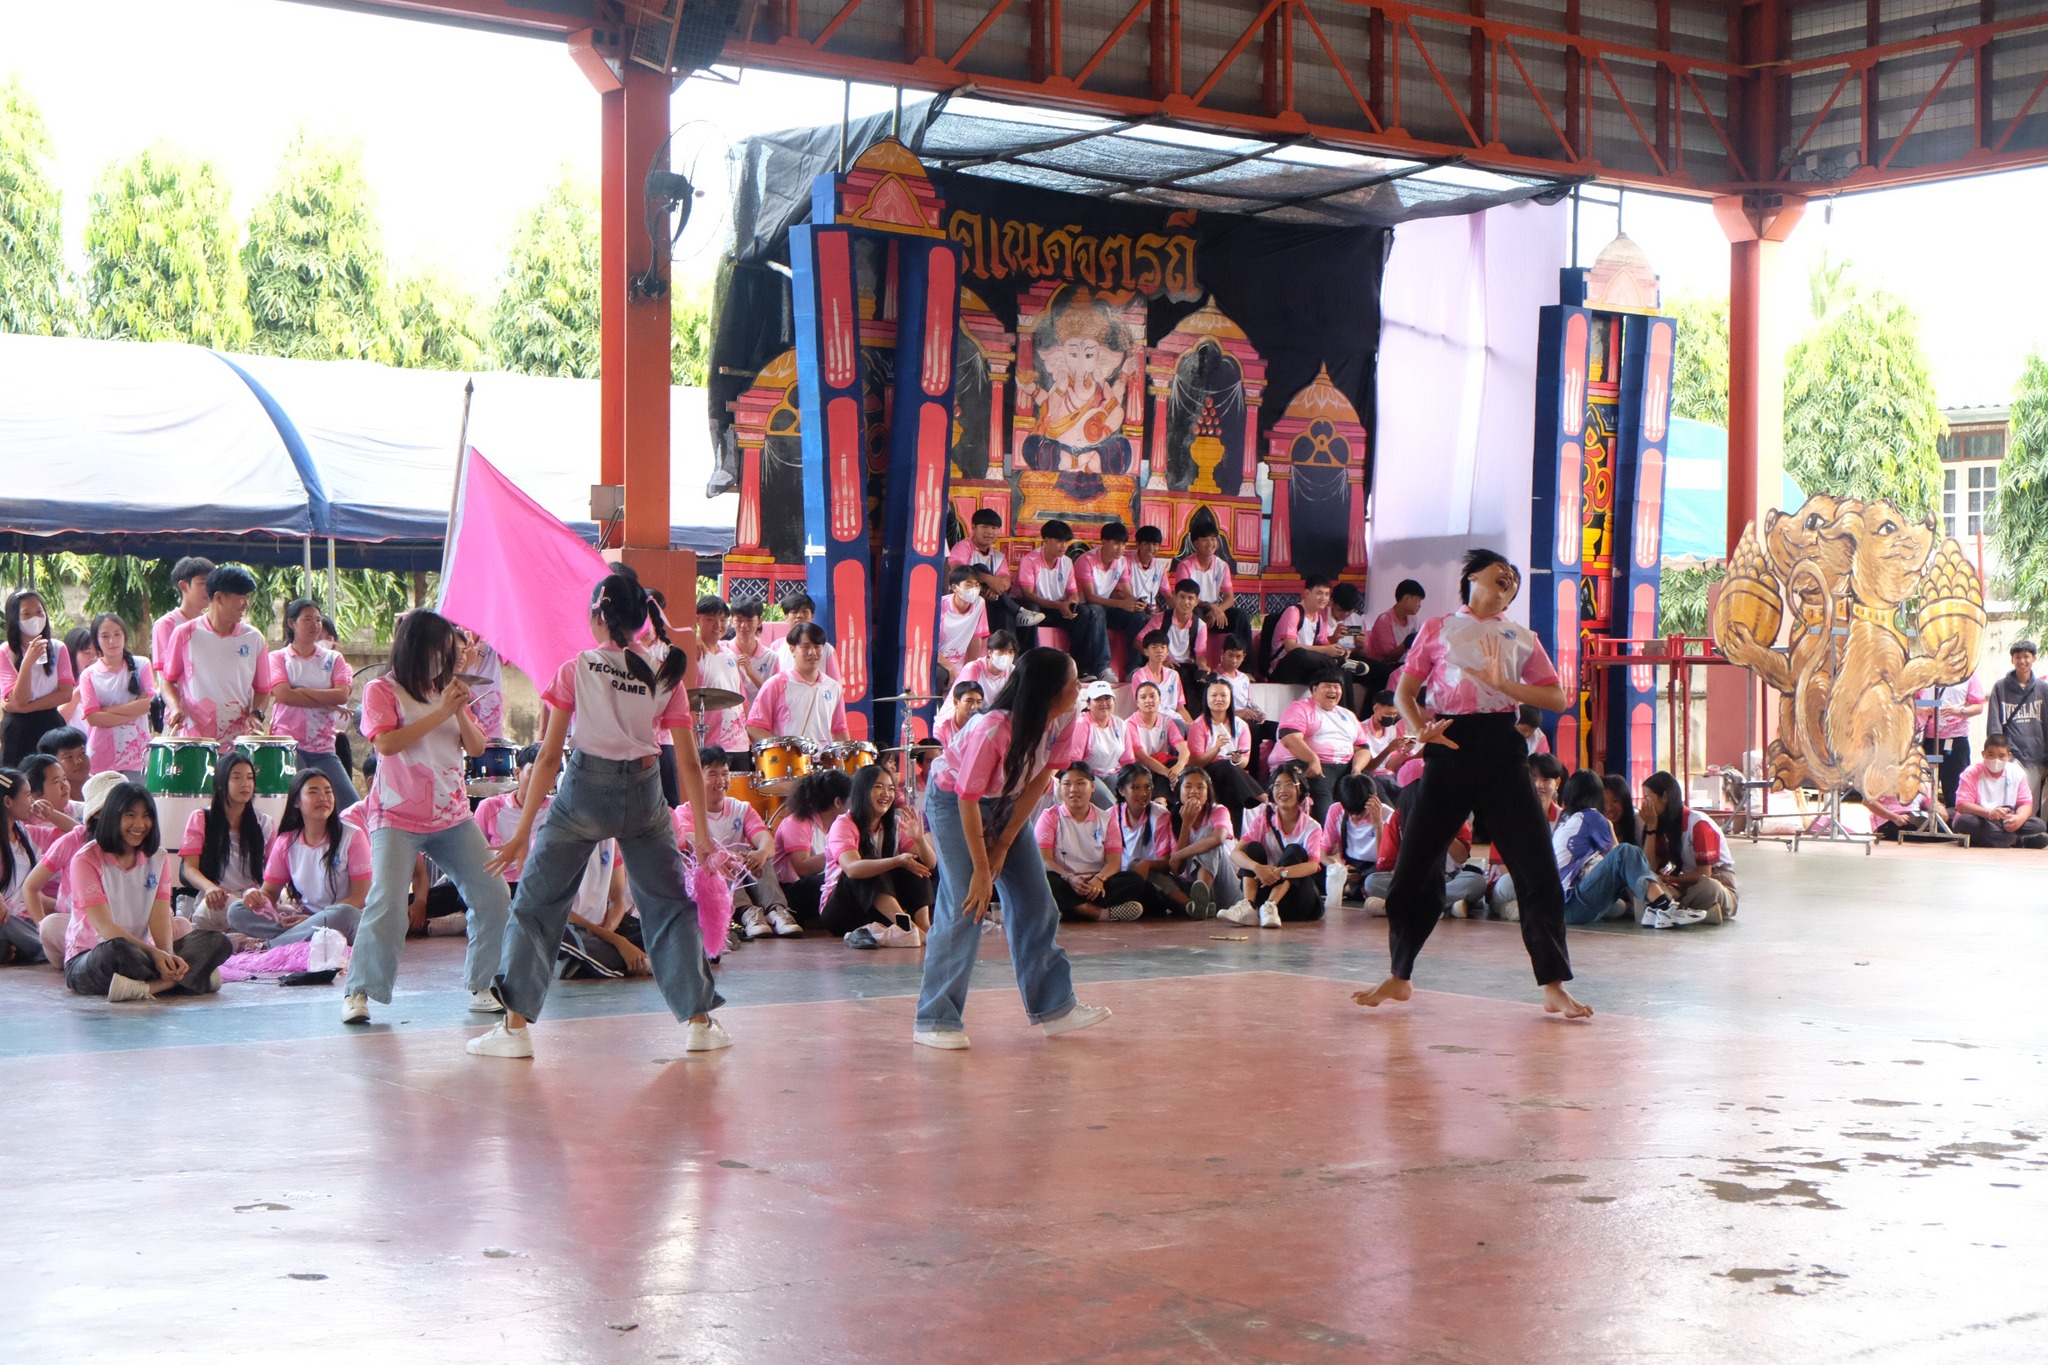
top-left (1103, 607), bottom-right (1154, 660)
top-left (1237, 840), bottom-right (1324, 921)
top-left (1927, 736), bottom-right (1971, 809)
top-left (64, 930), bottom-right (234, 997)
top-left (1385, 713), bottom-right (1570, 985)
top-left (1203, 759), bottom-right (1265, 821)
top-left (1047, 868), bottom-right (1170, 919)
top-left (984, 593), bottom-right (1020, 640)
top-left (1, 707), bottom-right (64, 769)
top-left (819, 867), bottom-right (933, 935)
top-left (1269, 648), bottom-right (1340, 686)
top-left (781, 873), bottom-right (825, 930)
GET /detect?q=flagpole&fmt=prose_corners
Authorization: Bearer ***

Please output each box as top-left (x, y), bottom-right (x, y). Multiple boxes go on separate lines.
top-left (438, 379), bottom-right (476, 606)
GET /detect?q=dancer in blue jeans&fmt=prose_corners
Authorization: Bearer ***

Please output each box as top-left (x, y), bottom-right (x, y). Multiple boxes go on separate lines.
top-left (915, 646), bottom-right (1111, 1050)
top-left (342, 610), bottom-right (510, 1025)
top-left (468, 569), bottom-right (728, 1059)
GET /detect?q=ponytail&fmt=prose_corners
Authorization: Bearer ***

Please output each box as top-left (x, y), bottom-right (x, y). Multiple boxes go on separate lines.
top-left (0, 769), bottom-right (34, 893)
top-left (591, 570), bottom-right (689, 694)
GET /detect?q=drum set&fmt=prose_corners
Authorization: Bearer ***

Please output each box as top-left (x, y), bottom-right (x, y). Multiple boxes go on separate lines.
top-left (144, 733), bottom-right (299, 836)
top-left (687, 684), bottom-right (885, 818)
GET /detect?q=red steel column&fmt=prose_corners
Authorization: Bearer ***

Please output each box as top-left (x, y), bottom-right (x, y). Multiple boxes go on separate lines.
top-left (621, 63), bottom-right (672, 555)
top-left (600, 86), bottom-right (626, 532)
top-left (1713, 194), bottom-right (1802, 556)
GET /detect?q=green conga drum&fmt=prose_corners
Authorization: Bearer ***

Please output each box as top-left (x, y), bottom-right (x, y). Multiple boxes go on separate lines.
top-left (235, 735), bottom-right (298, 827)
top-left (145, 738), bottom-right (216, 844)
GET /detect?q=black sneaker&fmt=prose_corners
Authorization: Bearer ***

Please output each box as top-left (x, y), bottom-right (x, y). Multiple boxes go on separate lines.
top-left (844, 927), bottom-right (880, 949)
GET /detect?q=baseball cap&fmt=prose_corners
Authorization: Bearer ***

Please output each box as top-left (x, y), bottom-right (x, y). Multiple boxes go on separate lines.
top-left (1082, 680), bottom-right (1116, 702)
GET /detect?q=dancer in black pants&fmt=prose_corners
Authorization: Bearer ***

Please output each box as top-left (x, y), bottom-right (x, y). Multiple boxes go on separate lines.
top-left (1353, 549), bottom-right (1593, 1020)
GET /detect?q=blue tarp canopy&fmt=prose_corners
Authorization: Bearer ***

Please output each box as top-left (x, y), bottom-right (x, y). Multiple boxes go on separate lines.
top-left (1661, 417), bottom-right (1803, 564)
top-left (0, 334), bottom-right (735, 566)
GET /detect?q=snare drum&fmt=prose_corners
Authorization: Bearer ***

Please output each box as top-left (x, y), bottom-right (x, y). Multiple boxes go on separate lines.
top-left (145, 738), bottom-right (217, 844)
top-left (751, 736), bottom-right (814, 785)
top-left (818, 740), bottom-right (879, 774)
top-left (466, 741), bottom-right (519, 797)
top-left (234, 735), bottom-right (298, 827)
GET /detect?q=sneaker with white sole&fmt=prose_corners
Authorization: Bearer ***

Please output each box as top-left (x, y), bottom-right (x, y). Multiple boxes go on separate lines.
top-left (1363, 896), bottom-right (1387, 917)
top-left (768, 907), bottom-right (803, 937)
top-left (1041, 1002), bottom-right (1111, 1037)
top-left (1215, 900), bottom-right (1257, 926)
top-left (1258, 902), bottom-right (1282, 929)
top-left (844, 927), bottom-right (880, 949)
top-left (341, 992), bottom-right (370, 1025)
top-left (740, 906), bottom-right (772, 940)
top-left (425, 915), bottom-right (467, 937)
top-left (106, 974), bottom-right (154, 1003)
top-left (1103, 900), bottom-right (1145, 922)
top-left (684, 1018), bottom-right (734, 1052)
top-left (466, 1022), bottom-right (534, 1058)
top-left (1016, 608), bottom-right (1047, 627)
top-left (1186, 883), bottom-right (1216, 919)
top-left (205, 968), bottom-right (224, 993)
top-left (468, 989), bottom-right (505, 1013)
top-left (873, 922), bottom-right (925, 948)
top-left (913, 1029), bottom-right (970, 1050)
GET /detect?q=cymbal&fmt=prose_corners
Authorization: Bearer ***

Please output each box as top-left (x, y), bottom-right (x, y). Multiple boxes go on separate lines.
top-left (881, 740), bottom-right (943, 754)
top-left (874, 692), bottom-right (941, 704)
top-left (688, 686), bottom-right (745, 711)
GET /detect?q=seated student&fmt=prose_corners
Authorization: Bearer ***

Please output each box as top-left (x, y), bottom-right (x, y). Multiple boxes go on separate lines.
top-left (1, 767), bottom-right (53, 964)
top-left (1950, 734), bottom-right (2048, 849)
top-left (676, 746), bottom-right (801, 940)
top-left (768, 594), bottom-right (843, 682)
top-left (1363, 578), bottom-right (1426, 695)
top-left (1143, 583), bottom-right (1209, 710)
top-left (177, 750), bottom-right (277, 934)
top-left (1361, 781), bottom-right (1486, 919)
top-left (1186, 677), bottom-right (1265, 819)
top-left (1075, 521), bottom-right (1150, 681)
top-left (77, 614), bottom-right (155, 779)
top-left (1220, 761), bottom-right (1326, 927)
top-left (1171, 518), bottom-right (1252, 649)
top-left (1322, 772), bottom-right (1388, 906)
top-left (1484, 752), bottom-right (1567, 921)
top-left (1013, 518), bottom-right (1085, 645)
top-left (773, 769), bottom-right (852, 929)
top-left (957, 631), bottom-right (1019, 694)
top-left (1164, 768), bottom-right (1233, 917)
top-left (1122, 681), bottom-right (1190, 786)
top-left (23, 770), bottom-right (128, 966)
top-left (1267, 575), bottom-right (1353, 685)
top-left (1071, 680), bottom-right (1129, 807)
top-left (932, 680), bottom-right (983, 747)
top-left (747, 623), bottom-right (851, 750)
top-left (1358, 691), bottom-right (1414, 774)
top-left (1106, 764), bottom-right (1185, 917)
top-left (21, 753), bottom-right (80, 830)
top-left (1038, 763), bottom-right (1150, 922)
top-left (1602, 774), bottom-right (1643, 847)
top-left (1537, 769), bottom-right (1685, 926)
top-left (475, 745), bottom-right (548, 894)
top-left (1128, 629), bottom-right (1191, 720)
top-left (1277, 669), bottom-right (1372, 820)
top-left (2, 589), bottom-right (77, 768)
top-left (948, 506), bottom-right (1019, 638)
top-left (63, 782), bottom-right (233, 1001)
top-left (728, 601), bottom-right (778, 694)
top-left (936, 564), bottom-right (989, 689)
top-left (554, 840), bottom-right (650, 980)
top-left (36, 728), bottom-right (92, 820)
top-left (1515, 704), bottom-right (1552, 756)
top-left (822, 764), bottom-right (929, 948)
top-left (1862, 787), bottom-right (1934, 841)
top-left (244, 768), bottom-right (369, 946)
top-left (1639, 770), bottom-right (1741, 923)
top-left (1210, 638), bottom-right (1268, 745)
top-left (1332, 582), bottom-right (1372, 665)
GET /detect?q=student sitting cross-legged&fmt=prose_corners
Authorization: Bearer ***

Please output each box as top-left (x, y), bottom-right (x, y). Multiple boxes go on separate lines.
top-left (1220, 760), bottom-right (1328, 928)
top-left (1949, 734), bottom-right (2048, 850)
top-left (821, 764), bottom-right (930, 949)
top-left (242, 768), bottom-right (370, 946)
top-left (63, 783), bottom-right (233, 1001)
top-left (1037, 762), bottom-right (1152, 922)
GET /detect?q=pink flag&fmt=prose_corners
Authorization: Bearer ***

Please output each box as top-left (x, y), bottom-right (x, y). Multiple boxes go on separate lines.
top-left (438, 447), bottom-right (608, 687)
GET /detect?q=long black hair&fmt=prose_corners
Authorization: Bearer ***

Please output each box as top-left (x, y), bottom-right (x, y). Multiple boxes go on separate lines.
top-left (1602, 773), bottom-right (1643, 846)
top-left (1642, 770), bottom-right (1688, 866)
top-left (844, 763), bottom-right (899, 859)
top-left (389, 610), bottom-right (460, 702)
top-left (1559, 768), bottom-right (1606, 816)
top-left (4, 590), bottom-right (55, 675)
top-left (591, 569), bottom-right (689, 692)
top-left (1457, 548), bottom-right (1520, 604)
top-left (201, 751), bottom-right (266, 886)
top-left (984, 646), bottom-right (1077, 826)
top-left (90, 614), bottom-right (144, 697)
top-left (278, 767), bottom-right (349, 900)
top-left (94, 783), bottom-right (160, 857)
top-left (783, 768), bottom-right (853, 824)
top-left (1173, 766), bottom-right (1217, 839)
top-left (0, 768), bottom-right (35, 893)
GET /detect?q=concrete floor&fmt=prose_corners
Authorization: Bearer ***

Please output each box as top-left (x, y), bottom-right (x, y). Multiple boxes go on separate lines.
top-left (6, 840), bottom-right (2045, 1364)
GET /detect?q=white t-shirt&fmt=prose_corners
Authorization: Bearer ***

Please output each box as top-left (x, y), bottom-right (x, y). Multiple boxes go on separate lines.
top-left (163, 617), bottom-right (277, 740)
top-left (1080, 715), bottom-right (1127, 777)
top-left (1038, 802), bottom-right (1115, 877)
top-left (572, 841), bottom-right (619, 923)
top-left (938, 594), bottom-right (988, 664)
top-left (747, 671), bottom-right (847, 746)
top-left (542, 647), bottom-right (692, 762)
top-left (695, 645), bottom-right (752, 752)
top-left (1126, 556), bottom-right (1167, 604)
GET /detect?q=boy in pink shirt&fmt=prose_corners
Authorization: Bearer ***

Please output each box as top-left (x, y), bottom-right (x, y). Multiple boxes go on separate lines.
top-left (1013, 518), bottom-right (1084, 647)
top-left (1170, 518), bottom-right (1250, 651)
top-left (948, 507), bottom-right (1019, 638)
top-left (160, 565), bottom-right (278, 741)
top-left (935, 564), bottom-right (989, 688)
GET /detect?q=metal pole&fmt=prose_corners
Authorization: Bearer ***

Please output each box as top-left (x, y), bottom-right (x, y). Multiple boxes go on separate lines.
top-left (893, 85), bottom-right (902, 137)
top-left (303, 535), bottom-right (314, 598)
top-left (326, 538), bottom-right (338, 614)
top-left (840, 79), bottom-right (852, 170)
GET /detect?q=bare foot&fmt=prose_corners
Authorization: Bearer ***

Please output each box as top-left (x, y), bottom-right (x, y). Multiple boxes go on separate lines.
top-left (1542, 982), bottom-right (1594, 1019)
top-left (1352, 976), bottom-right (1412, 1008)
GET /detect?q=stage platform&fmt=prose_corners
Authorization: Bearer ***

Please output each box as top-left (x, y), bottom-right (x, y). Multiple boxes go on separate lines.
top-left (7, 840), bottom-right (2045, 1364)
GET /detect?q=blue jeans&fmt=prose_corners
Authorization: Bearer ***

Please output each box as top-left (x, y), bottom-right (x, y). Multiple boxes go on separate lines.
top-left (344, 819), bottom-right (510, 1004)
top-left (1563, 842), bottom-right (1657, 925)
top-left (916, 787), bottom-right (1078, 1033)
top-left (494, 752), bottom-right (721, 1024)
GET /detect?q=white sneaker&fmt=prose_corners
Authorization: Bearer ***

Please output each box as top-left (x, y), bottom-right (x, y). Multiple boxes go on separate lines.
top-left (107, 974), bottom-right (154, 1003)
top-left (341, 992), bottom-right (370, 1025)
top-left (468, 989), bottom-right (505, 1013)
top-left (684, 1017), bottom-right (734, 1052)
top-left (873, 922), bottom-right (924, 948)
top-left (1363, 896), bottom-right (1387, 917)
top-left (1103, 900), bottom-right (1145, 922)
top-left (205, 968), bottom-right (224, 993)
top-left (740, 907), bottom-right (772, 940)
top-left (466, 1022), bottom-right (533, 1058)
top-left (1258, 902), bottom-right (1282, 929)
top-left (425, 915), bottom-right (467, 936)
top-left (768, 907), bottom-right (803, 937)
top-left (1215, 900), bottom-right (1257, 926)
top-left (913, 1029), bottom-right (970, 1050)
top-left (1041, 1002), bottom-right (1111, 1037)
top-left (1016, 608), bottom-right (1047, 627)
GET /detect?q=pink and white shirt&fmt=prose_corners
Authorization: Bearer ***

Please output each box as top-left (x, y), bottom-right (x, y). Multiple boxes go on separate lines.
top-left (770, 636), bottom-right (842, 683)
top-left (1360, 718), bottom-right (1403, 762)
top-left (1036, 802), bottom-right (1119, 877)
top-left (0, 639), bottom-right (74, 707)
top-left (1126, 554), bottom-right (1168, 607)
top-left (1076, 715), bottom-right (1128, 777)
top-left (1113, 801), bottom-right (1176, 872)
top-left (1015, 548), bottom-right (1077, 606)
top-left (1214, 668), bottom-right (1254, 713)
top-left (1172, 554), bottom-right (1234, 602)
top-left (822, 812), bottom-right (889, 904)
top-left (931, 710), bottom-right (1058, 802)
top-left (938, 593), bottom-right (989, 666)
top-left (1958, 762), bottom-right (2031, 815)
top-left (180, 808), bottom-right (277, 895)
top-left (3, 827), bottom-right (45, 917)
top-left (1916, 676), bottom-right (1984, 742)
top-left (1242, 804), bottom-right (1326, 860)
top-left (1122, 715), bottom-right (1185, 767)
top-left (1075, 548), bottom-right (1131, 601)
top-left (474, 793), bottom-right (551, 878)
top-left (694, 644), bottom-right (752, 753)
top-left (1279, 698), bottom-right (1365, 765)
top-left (1273, 603), bottom-right (1338, 652)
top-left (361, 677), bottom-right (474, 836)
top-left (543, 646), bottom-right (693, 761)
top-left (78, 657), bottom-right (156, 773)
top-left (730, 640), bottom-right (778, 693)
top-left (958, 655), bottom-right (1015, 692)
top-left (1187, 715), bottom-right (1252, 762)
top-left (947, 538), bottom-right (1007, 576)
top-left (1176, 802), bottom-right (1236, 852)
top-left (1322, 805), bottom-right (1383, 864)
top-left (747, 669), bottom-right (847, 746)
top-left (467, 643), bottom-right (506, 741)
top-left (268, 645), bottom-right (353, 755)
top-left (162, 617), bottom-right (277, 740)
top-left (1127, 661), bottom-right (1186, 714)
top-left (676, 797), bottom-right (768, 852)
top-left (151, 607), bottom-right (202, 672)
top-left (25, 825), bottom-right (87, 917)
top-left (1402, 610), bottom-right (1558, 715)
top-left (1143, 613), bottom-right (1207, 667)
top-left (64, 844), bottom-right (171, 961)
top-left (772, 813), bottom-right (831, 884)
top-left (933, 710), bottom-right (973, 747)
top-left (263, 824), bottom-right (371, 911)
top-left (1366, 608), bottom-right (1420, 662)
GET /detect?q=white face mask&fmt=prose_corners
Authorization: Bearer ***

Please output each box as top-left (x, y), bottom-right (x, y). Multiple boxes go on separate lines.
top-left (955, 586), bottom-right (980, 604)
top-left (987, 656), bottom-right (1012, 676)
top-left (1987, 759), bottom-right (2008, 776)
top-left (18, 616), bottom-right (45, 638)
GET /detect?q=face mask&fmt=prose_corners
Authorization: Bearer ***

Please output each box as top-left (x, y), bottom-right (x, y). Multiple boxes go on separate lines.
top-left (18, 616), bottom-right (45, 638)
top-left (1987, 759), bottom-right (2007, 776)
top-left (955, 587), bottom-right (980, 604)
top-left (988, 657), bottom-right (1012, 675)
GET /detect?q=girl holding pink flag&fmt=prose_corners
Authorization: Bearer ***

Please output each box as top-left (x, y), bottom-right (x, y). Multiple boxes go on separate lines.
top-left (468, 569), bottom-right (730, 1060)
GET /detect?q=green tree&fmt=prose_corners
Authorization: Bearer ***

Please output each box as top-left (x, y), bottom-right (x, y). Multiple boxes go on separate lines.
top-left (1781, 264), bottom-right (1943, 520)
top-left (1658, 564), bottom-right (1725, 638)
top-left (1667, 291), bottom-right (1728, 427)
top-left (489, 178), bottom-right (600, 378)
top-left (242, 132), bottom-right (395, 362)
top-left (0, 77), bottom-right (75, 335)
top-left (1992, 353), bottom-right (2048, 638)
top-left (671, 276), bottom-right (713, 386)
top-left (83, 145), bottom-right (251, 347)
top-left (389, 270), bottom-right (483, 371)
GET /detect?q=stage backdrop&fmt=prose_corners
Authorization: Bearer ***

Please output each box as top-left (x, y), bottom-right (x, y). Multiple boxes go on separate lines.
top-left (1366, 199), bottom-right (1569, 626)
